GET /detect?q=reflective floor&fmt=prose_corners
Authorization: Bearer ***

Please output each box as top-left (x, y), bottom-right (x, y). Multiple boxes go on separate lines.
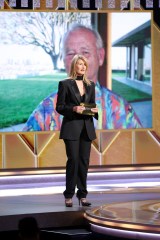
top-left (93, 199), bottom-right (160, 225)
top-left (85, 196), bottom-right (160, 239)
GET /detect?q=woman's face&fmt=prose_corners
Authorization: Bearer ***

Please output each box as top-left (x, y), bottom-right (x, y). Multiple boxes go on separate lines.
top-left (75, 59), bottom-right (87, 76)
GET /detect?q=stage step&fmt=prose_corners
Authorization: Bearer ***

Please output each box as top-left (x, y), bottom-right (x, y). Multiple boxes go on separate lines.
top-left (41, 228), bottom-right (92, 239)
top-left (0, 228), bottom-right (130, 240)
top-left (40, 227), bottom-right (130, 240)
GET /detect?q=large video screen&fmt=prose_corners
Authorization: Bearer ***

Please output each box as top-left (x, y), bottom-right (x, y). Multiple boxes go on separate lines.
top-left (0, 11), bottom-right (152, 132)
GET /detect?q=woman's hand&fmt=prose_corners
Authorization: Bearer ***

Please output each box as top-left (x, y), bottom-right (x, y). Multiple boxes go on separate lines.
top-left (91, 107), bottom-right (98, 113)
top-left (73, 105), bottom-right (85, 114)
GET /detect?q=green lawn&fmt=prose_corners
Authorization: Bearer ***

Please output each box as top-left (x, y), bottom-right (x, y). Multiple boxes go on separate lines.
top-left (0, 73), bottom-right (67, 128)
top-left (112, 79), bottom-right (152, 102)
top-left (0, 73), bottom-right (152, 129)
top-left (112, 71), bottom-right (152, 101)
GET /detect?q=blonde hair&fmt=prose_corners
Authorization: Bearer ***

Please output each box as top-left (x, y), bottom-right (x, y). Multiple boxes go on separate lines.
top-left (69, 54), bottom-right (91, 85)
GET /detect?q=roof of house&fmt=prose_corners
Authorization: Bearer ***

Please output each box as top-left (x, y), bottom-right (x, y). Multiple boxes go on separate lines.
top-left (112, 20), bottom-right (151, 47)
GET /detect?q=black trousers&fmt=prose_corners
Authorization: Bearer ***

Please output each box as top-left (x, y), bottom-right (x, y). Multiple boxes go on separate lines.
top-left (63, 124), bottom-right (92, 199)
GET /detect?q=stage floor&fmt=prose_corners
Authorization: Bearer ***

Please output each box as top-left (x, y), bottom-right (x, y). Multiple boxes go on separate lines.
top-left (1, 188), bottom-right (160, 234)
top-left (0, 171), bottom-right (160, 239)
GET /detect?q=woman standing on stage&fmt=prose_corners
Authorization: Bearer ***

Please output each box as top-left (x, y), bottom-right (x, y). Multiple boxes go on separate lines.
top-left (56, 54), bottom-right (98, 207)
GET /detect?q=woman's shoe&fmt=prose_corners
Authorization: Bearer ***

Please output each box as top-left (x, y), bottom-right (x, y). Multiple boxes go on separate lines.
top-left (78, 198), bottom-right (91, 207)
top-left (65, 198), bottom-right (73, 207)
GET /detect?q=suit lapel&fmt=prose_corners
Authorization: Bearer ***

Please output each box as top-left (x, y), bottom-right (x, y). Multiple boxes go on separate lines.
top-left (70, 80), bottom-right (81, 103)
top-left (70, 80), bottom-right (91, 104)
top-left (84, 83), bottom-right (90, 103)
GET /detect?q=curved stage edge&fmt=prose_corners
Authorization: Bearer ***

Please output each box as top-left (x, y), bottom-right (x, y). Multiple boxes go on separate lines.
top-left (85, 199), bottom-right (160, 240)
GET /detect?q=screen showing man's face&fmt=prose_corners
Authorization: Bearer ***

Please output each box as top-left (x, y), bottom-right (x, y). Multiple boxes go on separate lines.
top-left (0, 12), bottom-right (152, 132)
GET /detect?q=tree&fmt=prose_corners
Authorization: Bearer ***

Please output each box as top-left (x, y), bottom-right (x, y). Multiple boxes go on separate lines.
top-left (0, 12), bottom-right (91, 70)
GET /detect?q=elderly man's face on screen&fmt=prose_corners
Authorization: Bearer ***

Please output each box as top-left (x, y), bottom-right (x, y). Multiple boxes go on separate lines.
top-left (63, 28), bottom-right (105, 84)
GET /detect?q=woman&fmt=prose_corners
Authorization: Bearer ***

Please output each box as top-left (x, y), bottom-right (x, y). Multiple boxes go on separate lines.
top-left (56, 54), bottom-right (98, 207)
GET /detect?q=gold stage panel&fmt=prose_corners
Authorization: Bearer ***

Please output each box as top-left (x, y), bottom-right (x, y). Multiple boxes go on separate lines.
top-left (37, 132), bottom-right (66, 167)
top-left (102, 131), bottom-right (132, 165)
top-left (1, 130), bottom-right (160, 170)
top-left (4, 134), bottom-right (36, 168)
top-left (135, 131), bottom-right (160, 164)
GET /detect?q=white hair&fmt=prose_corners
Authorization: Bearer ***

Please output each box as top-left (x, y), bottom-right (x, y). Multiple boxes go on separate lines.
top-left (62, 23), bottom-right (104, 57)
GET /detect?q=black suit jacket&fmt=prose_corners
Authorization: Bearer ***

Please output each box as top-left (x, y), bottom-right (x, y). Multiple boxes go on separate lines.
top-left (56, 78), bottom-right (98, 140)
